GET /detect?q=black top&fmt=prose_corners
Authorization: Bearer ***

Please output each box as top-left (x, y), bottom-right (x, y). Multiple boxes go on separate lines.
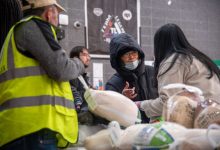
top-left (106, 33), bottom-right (158, 123)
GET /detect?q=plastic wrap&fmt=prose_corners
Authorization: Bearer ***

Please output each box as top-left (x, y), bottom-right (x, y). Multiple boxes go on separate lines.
top-left (162, 83), bottom-right (203, 128)
top-left (194, 99), bottom-right (220, 128)
top-left (84, 121), bottom-right (220, 150)
top-left (78, 75), bottom-right (141, 127)
top-left (169, 124), bottom-right (220, 150)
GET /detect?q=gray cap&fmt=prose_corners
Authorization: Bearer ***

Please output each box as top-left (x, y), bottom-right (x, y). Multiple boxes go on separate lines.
top-left (22, 0), bottom-right (66, 12)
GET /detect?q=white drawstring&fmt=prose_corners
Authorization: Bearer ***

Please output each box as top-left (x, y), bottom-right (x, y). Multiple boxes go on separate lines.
top-left (78, 75), bottom-right (89, 89)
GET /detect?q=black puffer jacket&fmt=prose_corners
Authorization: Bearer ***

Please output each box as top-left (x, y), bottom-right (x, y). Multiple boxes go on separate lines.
top-left (105, 33), bottom-right (158, 123)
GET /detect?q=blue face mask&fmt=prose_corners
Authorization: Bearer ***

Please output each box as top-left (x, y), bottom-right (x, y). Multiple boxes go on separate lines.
top-left (124, 60), bottom-right (139, 70)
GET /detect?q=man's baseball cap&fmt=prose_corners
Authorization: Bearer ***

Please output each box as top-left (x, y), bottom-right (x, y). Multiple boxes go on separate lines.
top-left (22, 0), bottom-right (66, 12)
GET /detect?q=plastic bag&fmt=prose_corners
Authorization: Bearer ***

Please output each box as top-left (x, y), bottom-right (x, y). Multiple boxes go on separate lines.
top-left (169, 124), bottom-right (220, 150)
top-left (85, 121), bottom-right (186, 150)
top-left (78, 76), bottom-right (141, 127)
top-left (194, 99), bottom-right (220, 128)
top-left (84, 121), bottom-right (220, 150)
top-left (84, 129), bottom-right (114, 150)
top-left (84, 121), bottom-right (120, 150)
top-left (70, 124), bottom-right (105, 147)
top-left (207, 123), bottom-right (220, 149)
top-left (162, 83), bottom-right (203, 128)
top-left (131, 122), bottom-right (186, 150)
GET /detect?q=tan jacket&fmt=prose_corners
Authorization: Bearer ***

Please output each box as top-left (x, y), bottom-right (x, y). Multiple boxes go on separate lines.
top-left (141, 54), bottom-right (220, 118)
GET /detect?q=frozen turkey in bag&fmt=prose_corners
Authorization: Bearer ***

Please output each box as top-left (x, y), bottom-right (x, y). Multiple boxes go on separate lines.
top-left (84, 89), bottom-right (141, 127)
top-left (162, 83), bottom-right (203, 128)
top-left (78, 76), bottom-right (141, 127)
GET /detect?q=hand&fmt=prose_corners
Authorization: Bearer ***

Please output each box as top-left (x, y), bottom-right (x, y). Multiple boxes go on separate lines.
top-left (135, 101), bottom-right (141, 108)
top-left (122, 82), bottom-right (137, 100)
top-left (76, 104), bottom-right (81, 113)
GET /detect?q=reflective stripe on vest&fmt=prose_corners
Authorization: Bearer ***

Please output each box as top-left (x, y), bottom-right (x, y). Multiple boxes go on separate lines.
top-left (0, 96), bottom-right (75, 111)
top-left (0, 66), bottom-right (46, 83)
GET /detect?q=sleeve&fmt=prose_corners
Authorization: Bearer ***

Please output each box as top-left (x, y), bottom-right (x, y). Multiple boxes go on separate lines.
top-left (71, 85), bottom-right (83, 105)
top-left (14, 20), bottom-right (85, 81)
top-left (105, 74), bottom-right (124, 92)
top-left (105, 82), bottom-right (119, 91)
top-left (140, 61), bottom-right (188, 117)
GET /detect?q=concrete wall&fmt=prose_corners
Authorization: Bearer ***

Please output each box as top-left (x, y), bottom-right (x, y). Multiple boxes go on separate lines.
top-left (57, 0), bottom-right (220, 86)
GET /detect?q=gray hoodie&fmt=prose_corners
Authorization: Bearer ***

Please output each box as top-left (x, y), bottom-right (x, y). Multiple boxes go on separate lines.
top-left (14, 19), bottom-right (84, 81)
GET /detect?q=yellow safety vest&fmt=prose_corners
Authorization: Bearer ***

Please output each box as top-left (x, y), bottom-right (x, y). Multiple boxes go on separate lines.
top-left (0, 16), bottom-right (78, 148)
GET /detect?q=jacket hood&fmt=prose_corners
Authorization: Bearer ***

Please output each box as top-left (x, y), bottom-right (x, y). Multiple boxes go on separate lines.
top-left (109, 33), bottom-right (145, 70)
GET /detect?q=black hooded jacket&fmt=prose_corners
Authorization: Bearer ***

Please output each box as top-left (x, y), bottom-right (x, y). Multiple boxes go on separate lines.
top-left (105, 33), bottom-right (158, 123)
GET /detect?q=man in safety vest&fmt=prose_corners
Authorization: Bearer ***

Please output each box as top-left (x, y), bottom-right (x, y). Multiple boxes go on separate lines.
top-left (0, 0), bottom-right (85, 149)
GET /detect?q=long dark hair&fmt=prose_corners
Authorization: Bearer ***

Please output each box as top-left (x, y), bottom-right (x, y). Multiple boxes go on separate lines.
top-left (0, 0), bottom-right (23, 49)
top-left (154, 23), bottom-right (220, 81)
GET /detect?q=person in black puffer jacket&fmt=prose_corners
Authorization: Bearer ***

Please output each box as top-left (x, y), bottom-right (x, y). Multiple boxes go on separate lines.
top-left (105, 33), bottom-right (158, 123)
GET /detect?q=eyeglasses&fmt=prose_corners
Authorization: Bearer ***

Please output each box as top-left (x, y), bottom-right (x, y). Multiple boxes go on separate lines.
top-left (122, 51), bottom-right (138, 58)
top-left (80, 52), bottom-right (91, 58)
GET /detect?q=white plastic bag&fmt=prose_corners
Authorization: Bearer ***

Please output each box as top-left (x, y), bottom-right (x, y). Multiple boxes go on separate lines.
top-left (84, 129), bottom-right (114, 150)
top-left (207, 124), bottom-right (220, 149)
top-left (99, 121), bottom-right (186, 150)
top-left (84, 89), bottom-right (140, 127)
top-left (169, 126), bottom-right (220, 150)
top-left (84, 121), bottom-right (220, 150)
top-left (73, 125), bottom-right (105, 147)
top-left (84, 121), bottom-right (121, 150)
top-left (78, 76), bottom-right (141, 127)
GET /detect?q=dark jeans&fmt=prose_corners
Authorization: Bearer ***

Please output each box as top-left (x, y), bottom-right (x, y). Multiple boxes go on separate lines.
top-left (0, 129), bottom-right (58, 150)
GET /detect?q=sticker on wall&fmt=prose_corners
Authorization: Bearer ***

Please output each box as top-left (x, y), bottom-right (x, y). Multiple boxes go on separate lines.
top-left (93, 8), bottom-right (103, 16)
top-left (101, 15), bottom-right (125, 43)
top-left (122, 10), bottom-right (132, 21)
top-left (145, 61), bottom-right (154, 66)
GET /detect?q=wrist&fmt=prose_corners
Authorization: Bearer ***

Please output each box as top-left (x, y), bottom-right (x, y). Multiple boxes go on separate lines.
top-left (135, 101), bottom-right (141, 108)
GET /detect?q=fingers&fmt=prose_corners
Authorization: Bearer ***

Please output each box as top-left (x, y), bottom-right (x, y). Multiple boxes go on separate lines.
top-left (122, 88), bottom-right (137, 99)
top-left (131, 87), bottom-right (135, 94)
top-left (124, 81), bottom-right (129, 89)
top-left (122, 88), bottom-right (134, 95)
top-left (130, 93), bottom-right (137, 99)
top-left (122, 81), bottom-right (130, 94)
top-left (122, 82), bottom-right (137, 100)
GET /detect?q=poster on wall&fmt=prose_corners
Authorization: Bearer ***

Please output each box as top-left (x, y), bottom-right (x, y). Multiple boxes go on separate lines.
top-left (86, 0), bottom-right (138, 56)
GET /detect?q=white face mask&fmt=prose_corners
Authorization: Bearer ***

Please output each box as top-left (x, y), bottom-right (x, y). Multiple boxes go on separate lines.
top-left (124, 60), bottom-right (139, 70)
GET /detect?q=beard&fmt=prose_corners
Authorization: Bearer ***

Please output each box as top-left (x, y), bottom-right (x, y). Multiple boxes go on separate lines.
top-left (84, 64), bottom-right (89, 68)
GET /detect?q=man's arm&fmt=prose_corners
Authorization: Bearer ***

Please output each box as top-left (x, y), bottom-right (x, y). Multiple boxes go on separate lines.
top-left (15, 20), bottom-right (85, 81)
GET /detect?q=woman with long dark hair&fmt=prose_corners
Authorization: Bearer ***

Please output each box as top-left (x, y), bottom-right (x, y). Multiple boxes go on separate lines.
top-left (0, 0), bottom-right (23, 49)
top-left (137, 23), bottom-right (220, 121)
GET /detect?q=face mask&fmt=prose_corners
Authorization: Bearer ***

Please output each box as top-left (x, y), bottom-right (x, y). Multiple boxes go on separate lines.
top-left (124, 60), bottom-right (139, 70)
